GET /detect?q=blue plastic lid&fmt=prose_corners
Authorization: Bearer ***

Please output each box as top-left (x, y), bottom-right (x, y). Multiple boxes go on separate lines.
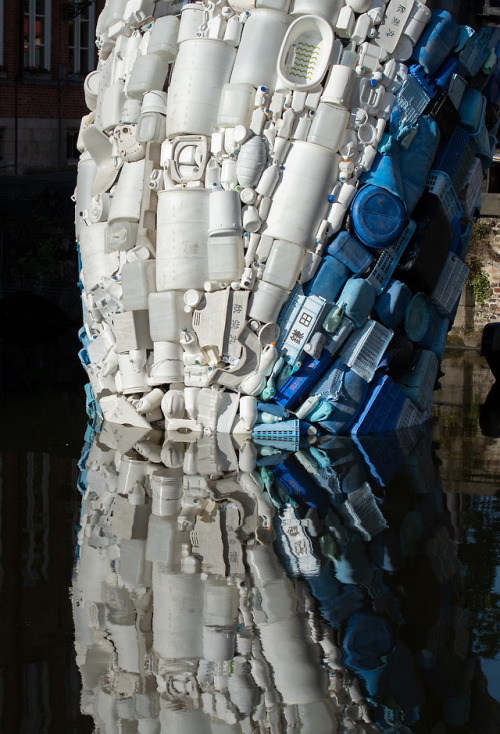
top-left (350, 185), bottom-right (407, 249)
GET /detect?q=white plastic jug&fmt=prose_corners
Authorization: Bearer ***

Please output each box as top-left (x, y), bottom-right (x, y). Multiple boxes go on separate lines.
top-left (217, 83), bottom-right (256, 128)
top-left (263, 239), bottom-right (305, 290)
top-left (307, 102), bottom-right (349, 152)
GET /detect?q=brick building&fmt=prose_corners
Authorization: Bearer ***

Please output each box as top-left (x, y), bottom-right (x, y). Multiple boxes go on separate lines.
top-left (0, 0), bottom-right (105, 174)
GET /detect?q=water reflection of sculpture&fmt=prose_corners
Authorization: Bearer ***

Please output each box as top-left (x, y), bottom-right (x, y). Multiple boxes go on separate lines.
top-left (72, 423), bottom-right (500, 732)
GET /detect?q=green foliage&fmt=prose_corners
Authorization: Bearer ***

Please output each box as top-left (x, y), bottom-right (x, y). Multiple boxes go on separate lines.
top-left (468, 263), bottom-right (493, 306)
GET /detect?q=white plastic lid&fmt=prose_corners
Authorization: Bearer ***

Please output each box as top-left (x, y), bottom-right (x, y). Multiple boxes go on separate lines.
top-left (184, 289), bottom-right (203, 308)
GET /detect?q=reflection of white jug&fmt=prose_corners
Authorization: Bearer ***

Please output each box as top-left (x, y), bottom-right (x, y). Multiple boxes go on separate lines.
top-left (277, 14), bottom-right (334, 91)
top-left (167, 39), bottom-right (236, 137)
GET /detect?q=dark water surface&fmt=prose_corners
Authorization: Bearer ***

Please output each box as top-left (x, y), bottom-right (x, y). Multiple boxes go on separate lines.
top-left (1, 337), bottom-right (499, 733)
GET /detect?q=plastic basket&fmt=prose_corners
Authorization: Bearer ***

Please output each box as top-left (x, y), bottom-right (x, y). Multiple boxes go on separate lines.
top-left (426, 170), bottom-right (462, 222)
top-left (365, 220), bottom-right (416, 295)
top-left (339, 320), bottom-right (393, 383)
top-left (394, 74), bottom-right (432, 129)
top-left (351, 375), bottom-right (408, 434)
top-left (252, 419), bottom-right (301, 452)
top-left (431, 253), bottom-right (470, 316)
top-left (344, 483), bottom-right (388, 540)
top-left (459, 27), bottom-right (495, 77)
top-left (458, 157), bottom-right (483, 217)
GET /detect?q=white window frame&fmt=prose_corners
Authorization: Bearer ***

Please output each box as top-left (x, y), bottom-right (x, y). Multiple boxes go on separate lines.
top-left (69, 2), bottom-right (96, 75)
top-left (24, 0), bottom-right (52, 71)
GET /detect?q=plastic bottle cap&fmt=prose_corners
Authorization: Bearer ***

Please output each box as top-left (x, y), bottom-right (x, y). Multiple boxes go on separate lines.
top-left (351, 185), bottom-right (407, 249)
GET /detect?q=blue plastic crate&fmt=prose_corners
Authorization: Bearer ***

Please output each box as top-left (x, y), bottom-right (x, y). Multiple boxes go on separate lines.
top-left (365, 221), bottom-right (416, 295)
top-left (252, 419), bottom-right (301, 452)
top-left (434, 126), bottom-right (475, 194)
top-left (274, 350), bottom-right (333, 410)
top-left (351, 375), bottom-right (408, 435)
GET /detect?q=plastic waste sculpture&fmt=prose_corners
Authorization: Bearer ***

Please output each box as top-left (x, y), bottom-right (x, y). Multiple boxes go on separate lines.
top-left (75, 0), bottom-right (500, 441)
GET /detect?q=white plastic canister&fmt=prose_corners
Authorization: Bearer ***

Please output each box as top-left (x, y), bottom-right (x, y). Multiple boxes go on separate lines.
top-left (126, 54), bottom-right (170, 99)
top-left (148, 291), bottom-right (191, 342)
top-left (122, 260), bottom-right (156, 310)
top-left (248, 279), bottom-right (289, 323)
top-left (156, 189), bottom-right (209, 290)
top-left (207, 235), bottom-right (245, 282)
top-left (322, 64), bottom-right (357, 107)
top-left (177, 2), bottom-right (205, 43)
top-left (79, 222), bottom-right (119, 292)
top-left (166, 39), bottom-right (236, 138)
top-left (230, 9), bottom-right (291, 90)
top-left (147, 14), bottom-right (180, 62)
top-left (149, 341), bottom-right (184, 385)
top-left (265, 141), bottom-right (339, 248)
top-left (263, 240), bottom-right (305, 290)
top-left (217, 83), bottom-right (256, 128)
top-left (307, 103), bottom-right (349, 152)
top-left (291, 0), bottom-right (343, 22)
top-left (208, 189), bottom-right (242, 236)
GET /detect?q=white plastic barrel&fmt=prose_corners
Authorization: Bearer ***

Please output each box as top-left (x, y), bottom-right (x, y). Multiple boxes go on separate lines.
top-left (307, 103), bottom-right (349, 152)
top-left (117, 452), bottom-right (147, 495)
top-left (147, 14), bottom-right (179, 62)
top-left (217, 83), bottom-right (256, 128)
top-left (263, 240), bottom-right (305, 290)
top-left (122, 260), bottom-right (156, 310)
top-left (156, 189), bottom-right (209, 291)
top-left (264, 141), bottom-right (339, 248)
top-left (208, 189), bottom-right (242, 236)
top-left (230, 9), bottom-right (291, 90)
top-left (166, 39), bottom-right (236, 138)
top-left (322, 64), bottom-right (357, 107)
top-left (148, 291), bottom-right (190, 342)
top-left (126, 54), bottom-right (169, 99)
top-left (207, 235), bottom-right (245, 282)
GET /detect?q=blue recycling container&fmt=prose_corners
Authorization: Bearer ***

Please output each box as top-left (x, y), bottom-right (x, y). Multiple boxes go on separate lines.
top-left (374, 279), bottom-right (412, 329)
top-left (350, 185), bottom-right (407, 249)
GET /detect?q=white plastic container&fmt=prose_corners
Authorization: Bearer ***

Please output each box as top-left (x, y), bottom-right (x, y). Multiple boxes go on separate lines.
top-left (166, 39), bottom-right (236, 138)
top-left (277, 14), bottom-right (334, 91)
top-left (265, 141), bottom-right (339, 248)
top-left (258, 0), bottom-right (291, 10)
top-left (84, 70), bottom-right (100, 111)
top-left (121, 259), bottom-right (156, 310)
top-left (208, 189), bottom-right (243, 236)
top-left (291, 0), bottom-right (342, 22)
top-left (152, 568), bottom-right (203, 660)
top-left (404, 1), bottom-right (431, 46)
top-left (217, 83), bottom-right (256, 128)
top-left (353, 77), bottom-right (385, 116)
top-left (322, 64), bottom-right (357, 107)
top-left (230, 9), bottom-right (291, 90)
top-left (100, 81), bottom-right (126, 132)
top-left (126, 54), bottom-right (169, 99)
top-left (236, 135), bottom-right (268, 188)
top-left (79, 223), bottom-right (119, 292)
top-left (147, 14), bottom-right (179, 62)
top-left (148, 291), bottom-right (191, 343)
top-left (156, 189), bottom-right (209, 290)
top-left (263, 240), bottom-right (305, 290)
top-left (177, 2), bottom-right (204, 44)
top-left (248, 279), bottom-right (289, 323)
top-left (151, 472), bottom-right (182, 516)
top-left (108, 159), bottom-right (145, 225)
top-left (75, 153), bottom-right (97, 240)
top-left (149, 341), bottom-right (184, 385)
top-left (207, 235), bottom-right (245, 282)
top-left (307, 103), bottom-right (349, 152)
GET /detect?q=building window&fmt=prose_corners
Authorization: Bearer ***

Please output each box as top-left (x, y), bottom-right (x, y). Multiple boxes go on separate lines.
top-left (66, 128), bottom-right (80, 163)
top-left (69, 2), bottom-right (96, 75)
top-left (24, 0), bottom-right (52, 71)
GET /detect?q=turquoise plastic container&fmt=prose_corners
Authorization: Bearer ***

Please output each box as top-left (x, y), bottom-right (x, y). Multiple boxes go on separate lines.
top-left (338, 278), bottom-right (377, 329)
top-left (374, 279), bottom-right (412, 329)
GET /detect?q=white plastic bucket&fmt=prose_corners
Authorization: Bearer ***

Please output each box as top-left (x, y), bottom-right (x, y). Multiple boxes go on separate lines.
top-left (207, 235), bottom-right (245, 282)
top-left (248, 279), bottom-right (289, 323)
top-left (217, 83), bottom-right (256, 128)
top-left (263, 239), bottom-right (305, 290)
top-left (148, 291), bottom-right (191, 342)
top-left (208, 189), bottom-right (243, 236)
top-left (166, 39), bottom-right (236, 138)
top-left (322, 64), bottom-right (357, 107)
top-left (230, 8), bottom-right (291, 90)
top-left (147, 14), bottom-right (180, 62)
top-left (277, 14), bottom-right (334, 91)
top-left (156, 189), bottom-right (209, 290)
top-left (126, 54), bottom-right (169, 99)
top-left (265, 141), bottom-right (339, 248)
top-left (307, 102), bottom-right (349, 152)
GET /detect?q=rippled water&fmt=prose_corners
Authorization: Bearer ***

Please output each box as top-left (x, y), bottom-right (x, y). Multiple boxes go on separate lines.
top-left (1, 340), bottom-right (499, 732)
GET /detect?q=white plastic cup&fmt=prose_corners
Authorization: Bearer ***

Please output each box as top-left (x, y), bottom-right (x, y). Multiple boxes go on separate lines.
top-left (166, 39), bottom-right (236, 137)
top-left (147, 14), bottom-right (179, 62)
top-left (263, 240), bottom-right (305, 290)
top-left (156, 189), bottom-right (209, 290)
top-left (248, 279), bottom-right (289, 323)
top-left (217, 83), bottom-right (256, 128)
top-left (265, 141), bottom-right (339, 248)
top-left (307, 103), bottom-right (349, 152)
top-left (230, 8), bottom-right (291, 90)
top-left (322, 64), bottom-right (357, 108)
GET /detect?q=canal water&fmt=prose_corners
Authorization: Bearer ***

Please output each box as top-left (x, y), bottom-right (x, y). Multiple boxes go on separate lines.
top-left (0, 337), bottom-right (499, 733)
